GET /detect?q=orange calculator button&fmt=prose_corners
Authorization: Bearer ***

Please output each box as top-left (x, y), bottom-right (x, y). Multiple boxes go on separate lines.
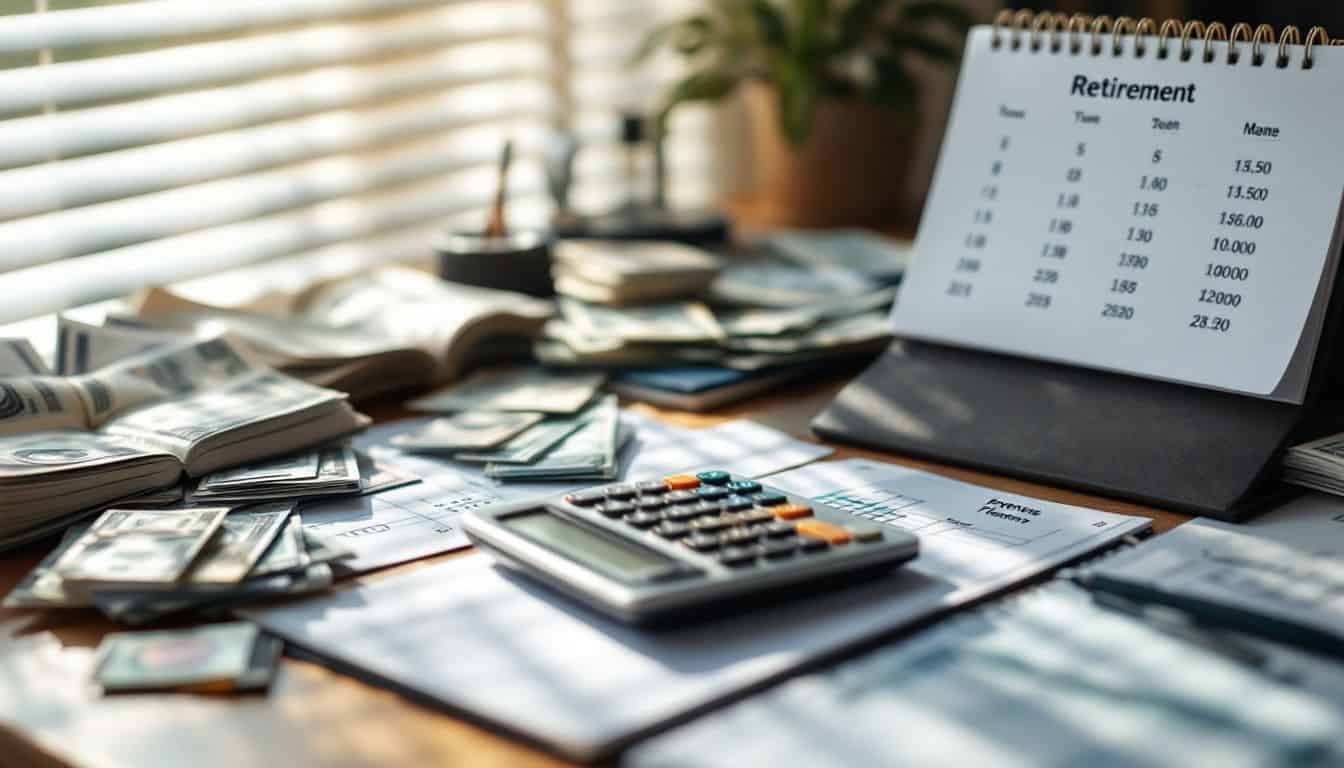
top-left (664, 474), bottom-right (701, 490)
top-left (795, 519), bottom-right (851, 545)
top-left (772, 503), bottom-right (814, 521)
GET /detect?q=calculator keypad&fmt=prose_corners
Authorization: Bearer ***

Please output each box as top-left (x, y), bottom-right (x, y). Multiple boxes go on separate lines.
top-left (564, 470), bottom-right (887, 572)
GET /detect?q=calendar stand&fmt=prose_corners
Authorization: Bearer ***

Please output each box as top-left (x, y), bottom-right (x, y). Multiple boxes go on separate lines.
top-left (813, 258), bottom-right (1344, 521)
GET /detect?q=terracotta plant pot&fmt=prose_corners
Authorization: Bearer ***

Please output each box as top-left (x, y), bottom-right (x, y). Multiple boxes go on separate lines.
top-left (742, 81), bottom-right (916, 229)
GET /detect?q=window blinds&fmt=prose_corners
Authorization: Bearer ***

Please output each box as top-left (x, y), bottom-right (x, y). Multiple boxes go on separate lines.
top-left (0, 0), bottom-right (714, 323)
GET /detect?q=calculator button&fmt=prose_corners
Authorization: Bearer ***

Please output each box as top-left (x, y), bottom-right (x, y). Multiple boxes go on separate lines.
top-left (763, 521), bottom-right (796, 538)
top-left (798, 536), bottom-right (829, 553)
top-left (718, 546), bottom-right (757, 567)
top-left (695, 486), bottom-right (730, 501)
top-left (605, 484), bottom-right (638, 500)
top-left (696, 470), bottom-right (731, 486)
top-left (848, 526), bottom-right (885, 543)
top-left (565, 490), bottom-right (606, 507)
top-left (636, 480), bottom-right (668, 495)
top-left (753, 493), bottom-right (788, 507)
top-left (665, 490), bottom-right (699, 505)
top-left (719, 528), bottom-right (759, 547)
top-left (597, 501), bottom-right (634, 518)
top-left (665, 505), bottom-right (704, 522)
top-left (665, 474), bottom-right (701, 490)
top-left (772, 504), bottom-right (813, 521)
top-left (653, 521), bottom-right (691, 538)
top-left (690, 516), bottom-right (732, 533)
top-left (741, 508), bottom-right (775, 525)
top-left (683, 533), bottom-right (721, 552)
top-left (760, 539), bottom-right (798, 559)
top-left (727, 479), bottom-right (762, 494)
top-left (624, 511), bottom-right (662, 528)
top-left (688, 500), bottom-right (722, 515)
top-left (796, 519), bottom-right (852, 545)
top-left (635, 497), bottom-right (667, 511)
top-left (721, 495), bottom-right (754, 512)
top-left (742, 524), bottom-right (770, 538)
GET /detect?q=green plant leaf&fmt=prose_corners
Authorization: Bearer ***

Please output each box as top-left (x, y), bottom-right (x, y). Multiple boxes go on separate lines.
top-left (837, 0), bottom-right (888, 49)
top-left (775, 60), bottom-right (819, 144)
top-left (630, 15), bottom-right (717, 64)
top-left (655, 69), bottom-right (741, 134)
top-left (887, 31), bottom-right (961, 65)
top-left (897, 1), bottom-right (975, 32)
top-left (749, 0), bottom-right (788, 48)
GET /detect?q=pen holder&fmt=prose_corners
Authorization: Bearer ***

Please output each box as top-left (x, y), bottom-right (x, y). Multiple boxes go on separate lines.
top-left (434, 231), bottom-right (554, 298)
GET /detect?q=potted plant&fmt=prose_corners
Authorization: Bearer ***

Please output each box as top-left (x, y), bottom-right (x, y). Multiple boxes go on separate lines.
top-left (635, 0), bottom-right (973, 228)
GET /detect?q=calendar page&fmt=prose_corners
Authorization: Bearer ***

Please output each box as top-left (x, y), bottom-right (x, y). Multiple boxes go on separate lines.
top-left (892, 25), bottom-right (1344, 402)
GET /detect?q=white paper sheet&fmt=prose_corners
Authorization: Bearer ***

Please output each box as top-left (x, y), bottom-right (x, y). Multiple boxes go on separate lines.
top-left (892, 28), bottom-right (1344, 401)
top-left (301, 412), bottom-right (833, 574)
top-left (248, 458), bottom-right (1149, 760)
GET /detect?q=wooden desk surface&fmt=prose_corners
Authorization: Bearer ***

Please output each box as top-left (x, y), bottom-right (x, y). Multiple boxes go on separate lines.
top-left (0, 374), bottom-right (1189, 768)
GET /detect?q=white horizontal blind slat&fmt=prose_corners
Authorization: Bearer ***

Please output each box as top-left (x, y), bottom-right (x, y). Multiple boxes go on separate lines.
top-left (0, 91), bottom-right (549, 222)
top-left (0, 3), bottom-right (548, 116)
top-left (0, 0), bottom-right (462, 55)
top-left (0, 170), bottom-right (549, 323)
top-left (0, 45), bottom-right (551, 170)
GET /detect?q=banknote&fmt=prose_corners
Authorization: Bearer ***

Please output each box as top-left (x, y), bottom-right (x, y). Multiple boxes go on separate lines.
top-left (301, 528), bottom-right (356, 568)
top-left (714, 288), bottom-right (897, 337)
top-left (70, 336), bottom-right (258, 424)
top-left (93, 621), bottom-right (262, 692)
top-left (2, 524), bottom-right (91, 608)
top-left (721, 311), bottom-right (893, 354)
top-left (0, 376), bottom-right (93, 436)
top-left (763, 229), bottom-right (911, 282)
top-left (390, 411), bottom-right (546, 453)
top-left (190, 444), bottom-right (362, 502)
top-left (183, 502), bottom-right (294, 585)
top-left (199, 451), bottom-right (321, 489)
top-left (94, 563), bottom-right (333, 625)
top-left (53, 506), bottom-right (229, 587)
top-left (453, 416), bottom-right (587, 465)
top-left (558, 299), bottom-right (724, 343)
top-left (708, 258), bottom-right (879, 307)
top-left (487, 395), bottom-right (620, 480)
top-left (55, 316), bottom-right (178, 376)
top-left (0, 338), bottom-right (50, 376)
top-left (250, 514), bottom-right (308, 577)
top-left (406, 366), bottom-right (605, 415)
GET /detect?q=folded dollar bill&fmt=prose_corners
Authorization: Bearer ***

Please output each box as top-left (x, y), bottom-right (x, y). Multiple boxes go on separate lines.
top-left (453, 416), bottom-right (588, 465)
top-left (52, 507), bottom-right (229, 589)
top-left (559, 299), bottom-right (724, 344)
top-left (94, 563), bottom-right (334, 626)
top-left (93, 621), bottom-right (281, 693)
top-left (406, 365), bottom-right (605, 415)
top-left (486, 395), bottom-right (621, 481)
top-left (190, 444), bottom-right (362, 502)
top-left (390, 411), bottom-right (546, 453)
top-left (181, 502), bottom-right (294, 585)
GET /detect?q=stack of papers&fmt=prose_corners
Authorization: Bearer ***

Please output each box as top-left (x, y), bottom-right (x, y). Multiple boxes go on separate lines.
top-left (247, 458), bottom-right (1150, 760)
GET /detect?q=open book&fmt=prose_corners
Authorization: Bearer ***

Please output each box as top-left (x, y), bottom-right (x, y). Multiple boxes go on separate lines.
top-left (0, 336), bottom-right (367, 545)
top-left (119, 267), bottom-right (554, 400)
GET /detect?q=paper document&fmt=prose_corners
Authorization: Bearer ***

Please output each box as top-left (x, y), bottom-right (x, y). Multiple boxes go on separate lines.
top-left (1087, 493), bottom-right (1344, 650)
top-left (248, 459), bottom-right (1148, 760)
top-left (628, 582), bottom-right (1344, 768)
top-left (307, 412), bottom-right (833, 574)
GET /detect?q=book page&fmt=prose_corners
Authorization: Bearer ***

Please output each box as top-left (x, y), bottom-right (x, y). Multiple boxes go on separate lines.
top-left (893, 27), bottom-right (1344, 401)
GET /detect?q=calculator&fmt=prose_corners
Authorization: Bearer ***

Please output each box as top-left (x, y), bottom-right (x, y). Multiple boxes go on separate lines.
top-left (462, 470), bottom-right (919, 625)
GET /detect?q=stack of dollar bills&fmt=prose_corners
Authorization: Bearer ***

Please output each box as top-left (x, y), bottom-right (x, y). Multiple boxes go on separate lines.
top-left (93, 621), bottom-right (282, 694)
top-left (394, 367), bottom-right (626, 481)
top-left (1283, 433), bottom-right (1344, 496)
top-left (4, 502), bottom-right (355, 625)
top-left (536, 256), bottom-right (896, 372)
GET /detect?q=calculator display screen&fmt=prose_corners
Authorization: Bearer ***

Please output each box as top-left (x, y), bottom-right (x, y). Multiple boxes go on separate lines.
top-left (504, 510), bottom-right (674, 580)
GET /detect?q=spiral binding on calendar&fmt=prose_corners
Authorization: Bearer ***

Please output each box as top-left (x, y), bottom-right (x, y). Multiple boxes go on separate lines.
top-left (990, 10), bottom-right (1336, 69)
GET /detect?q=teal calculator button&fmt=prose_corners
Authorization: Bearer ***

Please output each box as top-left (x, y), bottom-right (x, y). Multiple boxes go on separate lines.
top-left (727, 479), bottom-right (761, 494)
top-left (696, 470), bottom-right (731, 485)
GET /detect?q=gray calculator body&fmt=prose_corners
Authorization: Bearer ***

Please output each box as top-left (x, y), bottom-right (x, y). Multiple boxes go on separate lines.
top-left (463, 471), bottom-right (919, 625)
